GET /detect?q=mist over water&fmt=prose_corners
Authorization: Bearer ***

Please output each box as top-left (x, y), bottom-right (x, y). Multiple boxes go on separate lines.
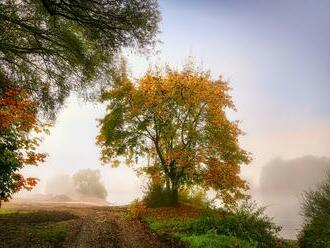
top-left (251, 156), bottom-right (330, 239)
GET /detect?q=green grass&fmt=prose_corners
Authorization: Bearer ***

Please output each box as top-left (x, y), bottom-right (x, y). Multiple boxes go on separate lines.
top-left (146, 217), bottom-right (258, 247)
top-left (35, 221), bottom-right (69, 244)
top-left (0, 209), bottom-right (17, 215)
top-left (145, 207), bottom-right (283, 248)
top-left (176, 233), bottom-right (257, 248)
top-left (146, 217), bottom-right (194, 232)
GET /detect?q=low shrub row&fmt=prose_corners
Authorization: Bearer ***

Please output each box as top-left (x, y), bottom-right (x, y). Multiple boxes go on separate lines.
top-left (145, 201), bottom-right (289, 248)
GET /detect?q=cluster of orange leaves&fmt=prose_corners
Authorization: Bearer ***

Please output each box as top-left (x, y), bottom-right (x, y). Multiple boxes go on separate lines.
top-left (0, 87), bottom-right (48, 199)
top-left (0, 87), bottom-right (36, 131)
top-left (12, 174), bottom-right (39, 192)
top-left (203, 158), bottom-right (248, 207)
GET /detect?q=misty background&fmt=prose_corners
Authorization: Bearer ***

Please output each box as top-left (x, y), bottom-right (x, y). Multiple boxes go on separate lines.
top-left (251, 156), bottom-right (330, 239)
top-left (14, 0), bottom-right (330, 240)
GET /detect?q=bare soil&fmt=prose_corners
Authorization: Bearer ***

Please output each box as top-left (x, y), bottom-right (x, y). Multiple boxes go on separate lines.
top-left (1, 202), bottom-right (176, 248)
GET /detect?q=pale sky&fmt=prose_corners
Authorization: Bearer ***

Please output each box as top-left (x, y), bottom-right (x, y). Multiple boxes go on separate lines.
top-left (21, 0), bottom-right (330, 209)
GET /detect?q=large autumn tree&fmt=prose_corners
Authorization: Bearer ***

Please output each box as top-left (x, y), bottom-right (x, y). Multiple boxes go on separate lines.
top-left (97, 65), bottom-right (251, 207)
top-left (0, 0), bottom-right (160, 117)
top-left (0, 87), bottom-right (47, 207)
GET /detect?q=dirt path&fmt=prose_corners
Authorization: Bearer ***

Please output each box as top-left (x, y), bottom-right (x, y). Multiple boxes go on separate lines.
top-left (65, 208), bottom-right (164, 248)
top-left (3, 202), bottom-right (168, 248)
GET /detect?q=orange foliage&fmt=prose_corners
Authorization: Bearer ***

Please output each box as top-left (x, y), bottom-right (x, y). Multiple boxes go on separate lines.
top-left (0, 87), bottom-right (48, 201)
top-left (12, 174), bottom-right (39, 192)
top-left (0, 87), bottom-right (36, 131)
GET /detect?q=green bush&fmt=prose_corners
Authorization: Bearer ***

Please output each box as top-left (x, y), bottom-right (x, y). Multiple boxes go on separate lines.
top-left (144, 183), bottom-right (210, 208)
top-left (179, 187), bottom-right (210, 208)
top-left (298, 173), bottom-right (330, 248)
top-left (144, 197), bottom-right (280, 247)
top-left (186, 202), bottom-right (280, 248)
top-left (177, 233), bottom-right (257, 248)
top-left (144, 183), bottom-right (174, 208)
top-left (298, 217), bottom-right (330, 248)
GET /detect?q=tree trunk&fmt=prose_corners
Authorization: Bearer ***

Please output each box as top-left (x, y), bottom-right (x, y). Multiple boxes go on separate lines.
top-left (170, 187), bottom-right (179, 206)
top-left (165, 179), bottom-right (170, 191)
top-left (168, 178), bottom-right (179, 207)
top-left (0, 199), bottom-right (2, 209)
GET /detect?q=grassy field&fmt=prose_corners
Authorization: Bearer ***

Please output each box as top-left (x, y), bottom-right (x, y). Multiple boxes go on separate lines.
top-left (144, 209), bottom-right (254, 248)
top-left (0, 209), bottom-right (76, 248)
top-left (142, 205), bottom-right (299, 248)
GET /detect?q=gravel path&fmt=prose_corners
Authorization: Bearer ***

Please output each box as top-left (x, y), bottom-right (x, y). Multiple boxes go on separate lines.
top-left (64, 208), bottom-right (164, 248)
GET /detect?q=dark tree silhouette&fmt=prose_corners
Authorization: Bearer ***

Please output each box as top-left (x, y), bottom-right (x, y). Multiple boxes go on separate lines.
top-left (0, 0), bottom-right (160, 118)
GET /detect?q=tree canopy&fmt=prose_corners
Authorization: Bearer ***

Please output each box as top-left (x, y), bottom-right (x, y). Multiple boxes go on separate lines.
top-left (97, 65), bottom-right (251, 207)
top-left (0, 0), bottom-right (160, 118)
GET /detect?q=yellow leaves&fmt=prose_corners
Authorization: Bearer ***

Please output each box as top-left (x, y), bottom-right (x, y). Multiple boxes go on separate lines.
top-left (103, 66), bottom-right (233, 125)
top-left (33, 126), bottom-right (42, 133)
top-left (98, 146), bottom-right (115, 164)
top-left (149, 169), bottom-right (164, 185)
top-left (112, 159), bottom-right (121, 168)
top-left (98, 64), bottom-right (251, 208)
top-left (22, 152), bottom-right (48, 165)
top-left (203, 158), bottom-right (249, 207)
top-left (125, 157), bottom-right (134, 166)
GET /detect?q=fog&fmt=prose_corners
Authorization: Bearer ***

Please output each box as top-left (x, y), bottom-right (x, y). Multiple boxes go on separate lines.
top-left (251, 155), bottom-right (330, 239)
top-left (21, 169), bottom-right (109, 205)
top-left (72, 169), bottom-right (107, 200)
top-left (45, 174), bottom-right (74, 196)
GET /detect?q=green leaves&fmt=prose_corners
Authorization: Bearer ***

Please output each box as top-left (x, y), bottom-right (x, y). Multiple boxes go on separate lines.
top-left (0, 0), bottom-right (160, 118)
top-left (298, 174), bottom-right (330, 248)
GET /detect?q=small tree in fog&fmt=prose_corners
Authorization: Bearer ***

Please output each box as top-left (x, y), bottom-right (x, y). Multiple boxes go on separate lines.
top-left (72, 169), bottom-right (107, 200)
